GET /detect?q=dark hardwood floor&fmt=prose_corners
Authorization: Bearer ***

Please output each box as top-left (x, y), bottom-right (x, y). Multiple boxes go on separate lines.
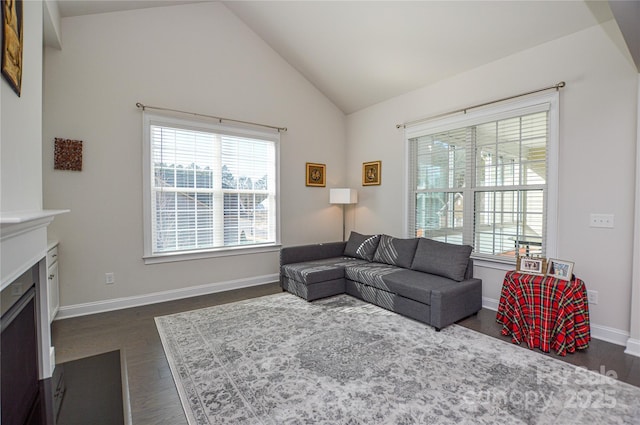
top-left (52, 284), bottom-right (640, 424)
top-left (457, 309), bottom-right (640, 388)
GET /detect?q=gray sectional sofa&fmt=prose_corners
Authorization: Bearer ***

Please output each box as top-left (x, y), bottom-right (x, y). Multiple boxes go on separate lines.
top-left (280, 232), bottom-right (483, 331)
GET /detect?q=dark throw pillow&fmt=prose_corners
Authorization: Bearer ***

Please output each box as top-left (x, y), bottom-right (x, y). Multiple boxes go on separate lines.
top-left (372, 234), bottom-right (419, 269)
top-left (411, 238), bottom-right (472, 281)
top-left (344, 232), bottom-right (381, 261)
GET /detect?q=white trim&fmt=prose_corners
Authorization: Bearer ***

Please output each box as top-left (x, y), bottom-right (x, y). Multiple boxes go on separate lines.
top-left (482, 297), bottom-right (500, 311)
top-left (50, 347), bottom-right (56, 375)
top-left (591, 324), bottom-right (630, 347)
top-left (472, 258), bottom-right (515, 271)
top-left (143, 244), bottom-right (281, 265)
top-left (628, 74), bottom-right (640, 357)
top-left (55, 273), bottom-right (279, 320)
top-left (482, 296), bottom-right (499, 311)
top-left (544, 92), bottom-right (560, 259)
top-left (624, 338), bottom-right (640, 357)
top-left (403, 127), bottom-right (411, 238)
top-left (482, 296), bottom-right (630, 347)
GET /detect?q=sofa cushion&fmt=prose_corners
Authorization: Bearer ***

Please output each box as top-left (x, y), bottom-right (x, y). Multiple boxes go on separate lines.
top-left (281, 257), bottom-right (366, 284)
top-left (373, 234), bottom-right (419, 269)
top-left (411, 238), bottom-right (472, 281)
top-left (344, 232), bottom-right (380, 261)
top-left (344, 262), bottom-right (402, 290)
top-left (380, 270), bottom-right (456, 305)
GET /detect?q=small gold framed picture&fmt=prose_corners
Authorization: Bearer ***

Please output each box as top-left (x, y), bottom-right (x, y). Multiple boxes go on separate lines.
top-left (306, 162), bottom-right (326, 187)
top-left (362, 161), bottom-right (381, 186)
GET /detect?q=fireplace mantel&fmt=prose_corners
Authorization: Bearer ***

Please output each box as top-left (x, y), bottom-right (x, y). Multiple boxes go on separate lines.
top-left (1, 209), bottom-right (69, 383)
top-left (1, 209), bottom-right (68, 290)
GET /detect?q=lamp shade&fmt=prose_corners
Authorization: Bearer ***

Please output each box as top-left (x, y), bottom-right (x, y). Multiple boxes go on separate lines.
top-left (330, 188), bottom-right (358, 204)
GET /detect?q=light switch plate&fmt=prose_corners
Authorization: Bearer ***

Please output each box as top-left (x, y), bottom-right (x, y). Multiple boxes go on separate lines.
top-left (590, 214), bottom-right (614, 228)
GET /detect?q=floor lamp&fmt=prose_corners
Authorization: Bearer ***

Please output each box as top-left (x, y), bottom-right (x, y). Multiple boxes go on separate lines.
top-left (330, 188), bottom-right (358, 241)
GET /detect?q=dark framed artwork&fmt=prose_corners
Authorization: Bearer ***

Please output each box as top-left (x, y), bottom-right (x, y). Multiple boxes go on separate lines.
top-left (305, 162), bottom-right (326, 187)
top-left (362, 160), bottom-right (381, 186)
top-left (2, 0), bottom-right (23, 96)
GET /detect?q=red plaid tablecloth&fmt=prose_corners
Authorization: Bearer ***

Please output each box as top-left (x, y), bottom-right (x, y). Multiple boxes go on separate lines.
top-left (496, 270), bottom-right (591, 356)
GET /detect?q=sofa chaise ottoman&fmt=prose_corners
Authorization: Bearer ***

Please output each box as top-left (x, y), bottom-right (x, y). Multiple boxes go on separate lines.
top-left (280, 232), bottom-right (483, 331)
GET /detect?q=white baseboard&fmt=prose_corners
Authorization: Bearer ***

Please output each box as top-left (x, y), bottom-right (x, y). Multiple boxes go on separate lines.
top-left (624, 338), bottom-right (640, 357)
top-left (590, 323), bottom-right (630, 347)
top-left (55, 273), bottom-right (279, 320)
top-left (482, 296), bottom-right (630, 347)
top-left (482, 297), bottom-right (499, 311)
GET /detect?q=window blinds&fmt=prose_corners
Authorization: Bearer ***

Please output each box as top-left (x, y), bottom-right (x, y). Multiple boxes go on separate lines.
top-left (408, 105), bottom-right (550, 261)
top-left (148, 118), bottom-right (277, 255)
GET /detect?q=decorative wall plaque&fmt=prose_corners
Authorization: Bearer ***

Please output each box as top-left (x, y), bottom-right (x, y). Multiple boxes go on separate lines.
top-left (54, 138), bottom-right (83, 171)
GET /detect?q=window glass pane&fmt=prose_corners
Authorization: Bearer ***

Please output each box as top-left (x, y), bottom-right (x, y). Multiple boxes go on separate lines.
top-left (414, 191), bottom-right (463, 244)
top-left (473, 189), bottom-right (544, 259)
top-left (412, 130), bottom-right (466, 190)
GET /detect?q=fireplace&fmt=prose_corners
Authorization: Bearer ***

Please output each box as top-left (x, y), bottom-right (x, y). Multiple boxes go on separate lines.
top-left (1, 266), bottom-right (41, 425)
top-left (1, 210), bottom-right (68, 425)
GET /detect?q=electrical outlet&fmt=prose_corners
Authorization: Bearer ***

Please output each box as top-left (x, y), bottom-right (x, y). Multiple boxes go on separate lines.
top-left (589, 214), bottom-right (614, 228)
top-left (587, 290), bottom-right (598, 305)
top-left (105, 272), bottom-right (115, 284)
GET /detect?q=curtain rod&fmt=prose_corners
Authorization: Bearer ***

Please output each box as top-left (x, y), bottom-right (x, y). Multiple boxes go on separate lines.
top-left (396, 81), bottom-right (565, 129)
top-left (135, 102), bottom-right (287, 132)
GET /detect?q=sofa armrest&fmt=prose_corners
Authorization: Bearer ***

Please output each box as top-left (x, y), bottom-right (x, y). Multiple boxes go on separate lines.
top-left (430, 278), bottom-right (482, 330)
top-left (280, 242), bottom-right (347, 266)
top-left (464, 258), bottom-right (474, 280)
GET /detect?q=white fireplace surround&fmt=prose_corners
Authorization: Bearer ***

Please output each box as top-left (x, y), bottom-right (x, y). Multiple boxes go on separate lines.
top-left (1, 209), bottom-right (68, 379)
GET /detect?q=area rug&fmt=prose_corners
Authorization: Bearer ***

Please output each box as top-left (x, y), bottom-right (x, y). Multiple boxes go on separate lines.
top-left (155, 293), bottom-right (640, 424)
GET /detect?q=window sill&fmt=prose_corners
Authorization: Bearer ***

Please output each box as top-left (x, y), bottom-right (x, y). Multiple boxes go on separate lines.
top-left (143, 244), bottom-right (282, 265)
top-left (470, 255), bottom-right (516, 271)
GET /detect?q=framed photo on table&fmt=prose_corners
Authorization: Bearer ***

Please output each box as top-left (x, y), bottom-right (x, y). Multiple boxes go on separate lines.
top-left (547, 259), bottom-right (574, 281)
top-left (516, 256), bottom-right (546, 275)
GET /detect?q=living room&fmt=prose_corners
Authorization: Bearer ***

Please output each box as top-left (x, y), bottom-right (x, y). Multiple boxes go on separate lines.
top-left (1, 1), bottom-right (639, 424)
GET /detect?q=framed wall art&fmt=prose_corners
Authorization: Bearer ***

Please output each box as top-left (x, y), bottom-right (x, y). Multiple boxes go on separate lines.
top-left (547, 259), bottom-right (574, 281)
top-left (305, 162), bottom-right (326, 187)
top-left (54, 138), bottom-right (83, 171)
top-left (2, 0), bottom-right (23, 96)
top-left (362, 160), bottom-right (381, 186)
top-left (516, 256), bottom-right (546, 275)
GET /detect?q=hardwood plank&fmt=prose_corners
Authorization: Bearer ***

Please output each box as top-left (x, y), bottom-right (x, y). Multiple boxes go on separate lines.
top-left (52, 284), bottom-right (639, 424)
top-left (52, 283), bottom-right (281, 424)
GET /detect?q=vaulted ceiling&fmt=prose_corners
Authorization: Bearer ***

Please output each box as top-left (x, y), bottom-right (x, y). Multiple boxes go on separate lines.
top-left (56, 1), bottom-right (628, 114)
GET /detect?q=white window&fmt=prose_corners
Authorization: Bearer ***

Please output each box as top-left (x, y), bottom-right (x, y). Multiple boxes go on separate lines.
top-left (406, 92), bottom-right (558, 263)
top-left (143, 113), bottom-right (280, 263)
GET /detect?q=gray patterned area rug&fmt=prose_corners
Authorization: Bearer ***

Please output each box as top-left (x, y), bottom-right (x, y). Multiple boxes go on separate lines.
top-left (155, 293), bottom-right (640, 425)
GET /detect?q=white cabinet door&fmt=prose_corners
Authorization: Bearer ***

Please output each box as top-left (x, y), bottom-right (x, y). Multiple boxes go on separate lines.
top-left (47, 243), bottom-right (60, 322)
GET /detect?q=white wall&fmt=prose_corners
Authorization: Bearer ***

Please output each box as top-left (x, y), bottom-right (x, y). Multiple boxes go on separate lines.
top-left (43, 3), bottom-right (346, 308)
top-left (347, 20), bottom-right (639, 335)
top-left (1, 0), bottom-right (43, 212)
